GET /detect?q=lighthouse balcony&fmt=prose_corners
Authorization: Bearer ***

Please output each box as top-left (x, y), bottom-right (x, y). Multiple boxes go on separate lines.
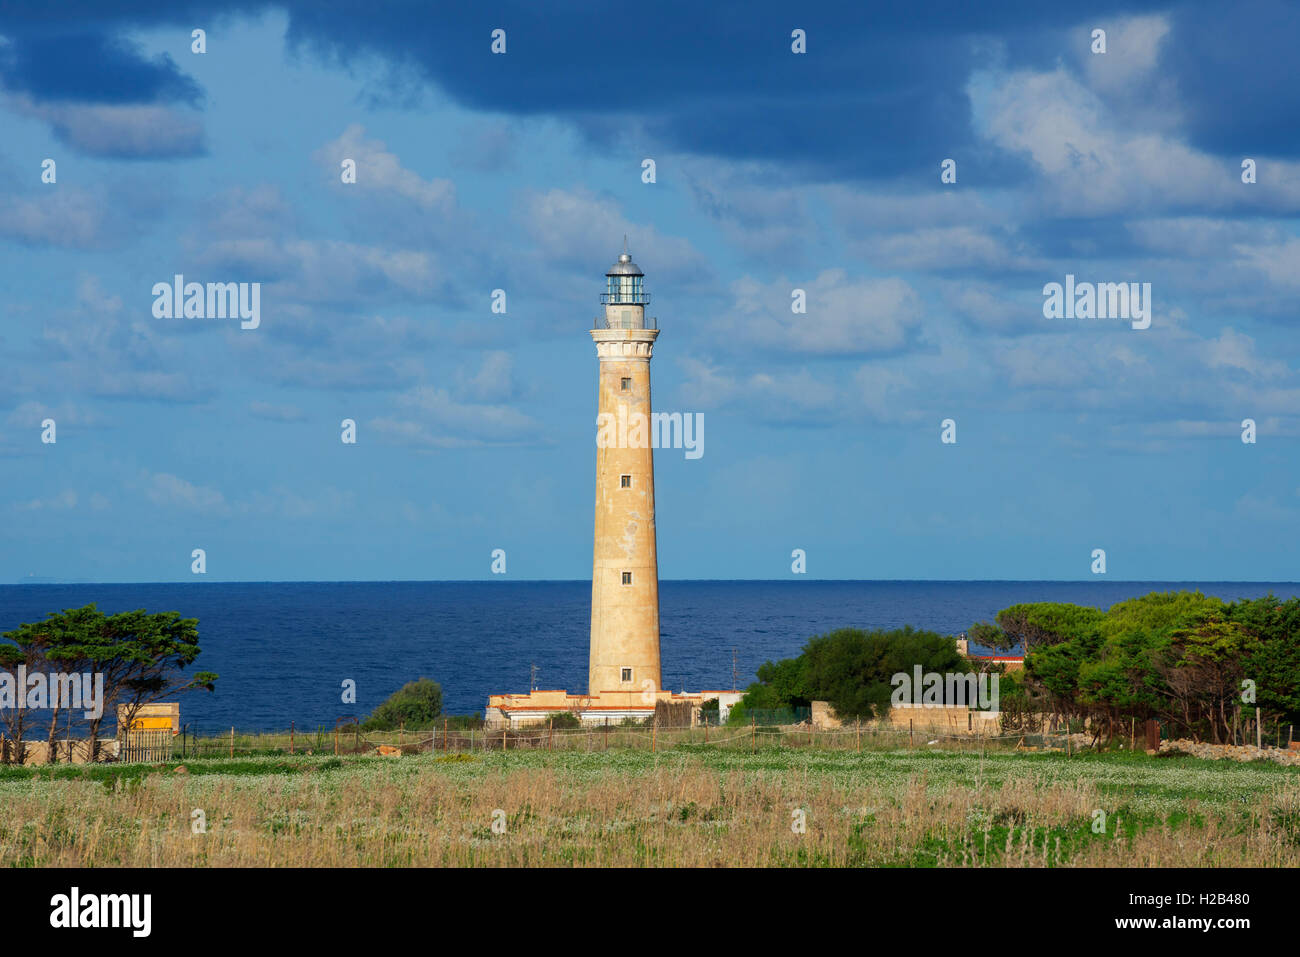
top-left (596, 313), bottom-right (657, 330)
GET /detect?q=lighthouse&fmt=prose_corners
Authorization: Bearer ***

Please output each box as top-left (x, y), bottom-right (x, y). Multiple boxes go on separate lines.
top-left (589, 244), bottom-right (661, 696)
top-left (484, 249), bottom-right (739, 728)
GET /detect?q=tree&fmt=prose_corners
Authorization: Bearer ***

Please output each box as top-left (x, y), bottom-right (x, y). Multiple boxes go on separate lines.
top-left (1004, 591), bottom-right (1298, 745)
top-left (80, 608), bottom-right (217, 758)
top-left (731, 626), bottom-right (967, 723)
top-left (362, 678), bottom-right (443, 731)
top-left (995, 603), bottom-right (1104, 652)
top-left (0, 604), bottom-right (217, 763)
top-left (1101, 591), bottom-right (1224, 640)
top-left (1232, 595), bottom-right (1300, 726)
top-left (1165, 611), bottom-right (1250, 743)
top-left (728, 657), bottom-right (809, 724)
top-left (0, 638), bottom-right (41, 764)
top-left (2, 605), bottom-right (109, 761)
top-left (807, 626), bottom-right (969, 720)
top-left (967, 621), bottom-right (1007, 651)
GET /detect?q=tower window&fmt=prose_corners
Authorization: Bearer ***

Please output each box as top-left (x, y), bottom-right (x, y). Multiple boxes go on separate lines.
top-left (621, 667), bottom-right (632, 682)
top-left (621, 377), bottom-right (632, 391)
top-left (620, 474), bottom-right (632, 488)
top-left (621, 571), bottom-right (632, 585)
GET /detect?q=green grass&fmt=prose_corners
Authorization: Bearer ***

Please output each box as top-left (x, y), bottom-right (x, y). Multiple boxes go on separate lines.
top-left (2, 744), bottom-right (1295, 867)
top-left (5, 745), bottom-right (1291, 815)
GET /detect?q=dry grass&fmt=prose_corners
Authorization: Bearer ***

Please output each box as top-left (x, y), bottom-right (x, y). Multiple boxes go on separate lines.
top-left (2, 748), bottom-right (1297, 867)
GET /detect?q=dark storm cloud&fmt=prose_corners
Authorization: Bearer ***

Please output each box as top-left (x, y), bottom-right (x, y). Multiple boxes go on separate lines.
top-left (1, 0), bottom-right (1294, 168)
top-left (0, 32), bottom-right (202, 105)
top-left (1162, 0), bottom-right (1300, 157)
top-left (277, 0), bottom-right (1158, 179)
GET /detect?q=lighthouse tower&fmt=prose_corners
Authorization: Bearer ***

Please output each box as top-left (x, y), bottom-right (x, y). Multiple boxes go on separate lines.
top-left (484, 248), bottom-right (739, 728)
top-left (588, 243), bottom-right (661, 696)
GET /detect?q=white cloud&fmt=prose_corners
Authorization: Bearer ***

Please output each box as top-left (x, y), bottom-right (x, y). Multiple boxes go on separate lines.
top-left (146, 472), bottom-right (226, 512)
top-left (1202, 327), bottom-right (1287, 378)
top-left (685, 159), bottom-right (813, 263)
top-left (199, 236), bottom-right (442, 301)
top-left (1080, 15), bottom-right (1173, 96)
top-left (249, 401), bottom-right (307, 422)
top-left (970, 65), bottom-right (1300, 216)
top-left (4, 400), bottom-right (101, 429)
top-left (518, 187), bottom-right (708, 283)
top-left (6, 94), bottom-right (204, 158)
top-left (1233, 237), bottom-right (1300, 289)
top-left (864, 226), bottom-right (1038, 273)
top-left (677, 357), bottom-right (837, 423)
top-left (315, 124), bottom-right (456, 211)
top-left (13, 489), bottom-right (77, 511)
top-left (456, 351), bottom-right (515, 403)
top-left (0, 187), bottom-right (106, 247)
top-left (22, 274), bottom-right (210, 403)
top-left (370, 384), bottom-right (542, 447)
top-left (711, 269), bottom-right (924, 356)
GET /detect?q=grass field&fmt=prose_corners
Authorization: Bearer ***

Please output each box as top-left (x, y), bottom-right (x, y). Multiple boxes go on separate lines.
top-left (2, 746), bottom-right (1297, 867)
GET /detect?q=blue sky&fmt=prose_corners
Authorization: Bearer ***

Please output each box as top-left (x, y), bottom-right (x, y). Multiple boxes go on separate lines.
top-left (1, 0), bottom-right (1298, 582)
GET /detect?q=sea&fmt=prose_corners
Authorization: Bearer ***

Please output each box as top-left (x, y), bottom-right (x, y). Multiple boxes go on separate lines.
top-left (1, 580), bottom-right (1295, 733)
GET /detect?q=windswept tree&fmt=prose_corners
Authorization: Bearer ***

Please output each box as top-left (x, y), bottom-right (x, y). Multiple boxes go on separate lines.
top-left (966, 621), bottom-right (1007, 651)
top-left (0, 639), bottom-right (41, 764)
top-left (0, 604), bottom-right (217, 762)
top-left (993, 603), bottom-right (1105, 653)
top-left (2, 605), bottom-right (101, 761)
top-left (88, 608), bottom-right (217, 756)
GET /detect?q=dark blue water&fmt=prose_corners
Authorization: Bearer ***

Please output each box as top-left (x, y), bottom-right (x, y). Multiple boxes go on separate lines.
top-left (2, 581), bottom-right (1295, 731)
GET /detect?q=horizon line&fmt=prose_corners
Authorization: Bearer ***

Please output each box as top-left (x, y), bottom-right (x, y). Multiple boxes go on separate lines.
top-left (7, 578), bottom-right (1300, 587)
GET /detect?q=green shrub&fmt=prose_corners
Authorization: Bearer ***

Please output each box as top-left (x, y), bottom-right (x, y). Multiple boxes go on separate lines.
top-left (361, 678), bottom-right (443, 731)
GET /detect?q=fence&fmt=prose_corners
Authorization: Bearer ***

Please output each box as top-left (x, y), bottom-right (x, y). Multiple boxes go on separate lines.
top-left (120, 728), bottom-right (174, 763)
top-left (159, 717), bottom-right (1090, 763)
top-left (12, 713), bottom-right (1291, 765)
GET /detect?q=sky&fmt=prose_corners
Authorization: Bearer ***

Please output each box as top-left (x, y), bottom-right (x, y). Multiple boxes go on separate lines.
top-left (1, 0), bottom-right (1298, 583)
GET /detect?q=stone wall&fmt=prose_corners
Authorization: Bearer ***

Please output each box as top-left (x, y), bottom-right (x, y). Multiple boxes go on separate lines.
top-left (1, 737), bottom-right (120, 764)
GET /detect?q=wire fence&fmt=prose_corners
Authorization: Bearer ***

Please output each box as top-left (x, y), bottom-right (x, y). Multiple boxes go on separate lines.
top-left (13, 713), bottom-right (1288, 766)
top-left (3, 714), bottom-right (1159, 765)
top-left (159, 718), bottom-right (1090, 763)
